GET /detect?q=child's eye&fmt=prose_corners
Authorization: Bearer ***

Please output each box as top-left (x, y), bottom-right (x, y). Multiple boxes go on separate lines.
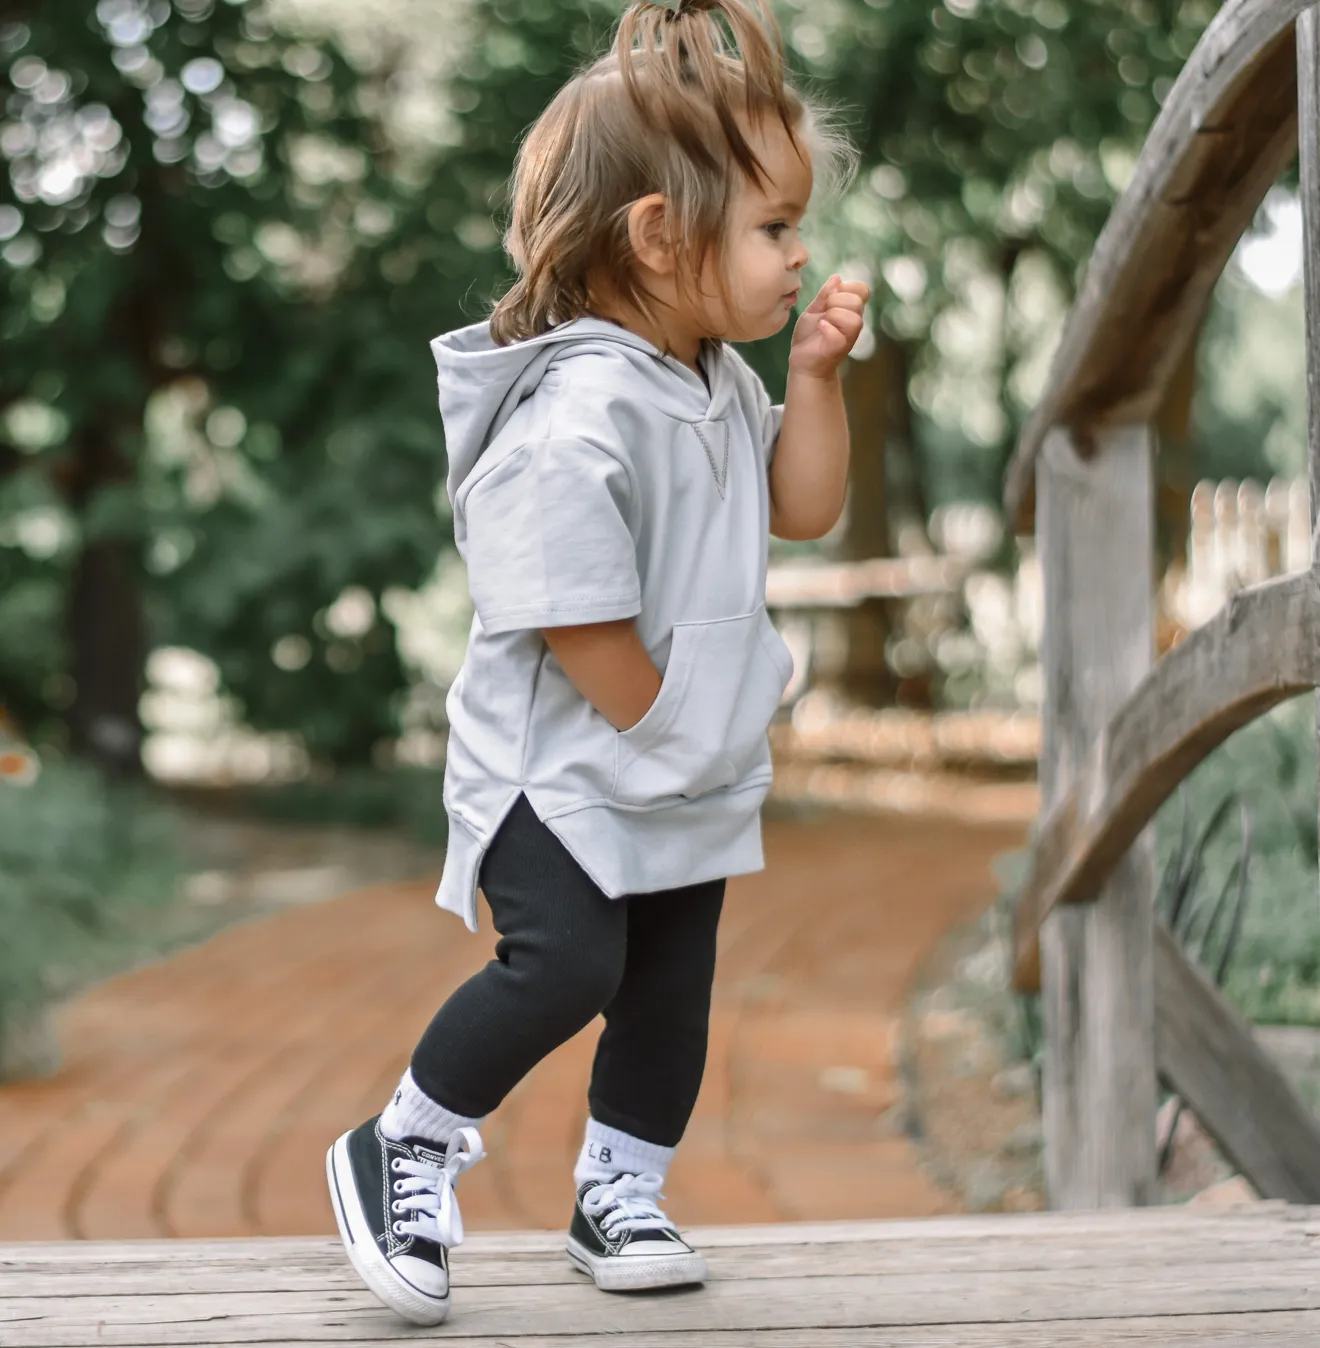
top-left (763, 222), bottom-right (788, 240)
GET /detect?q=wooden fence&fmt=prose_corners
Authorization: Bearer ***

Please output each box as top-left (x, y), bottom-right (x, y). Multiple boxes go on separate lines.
top-left (1003, 0), bottom-right (1320, 1209)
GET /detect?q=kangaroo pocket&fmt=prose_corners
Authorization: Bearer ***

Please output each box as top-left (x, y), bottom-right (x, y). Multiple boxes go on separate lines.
top-left (614, 607), bottom-right (793, 807)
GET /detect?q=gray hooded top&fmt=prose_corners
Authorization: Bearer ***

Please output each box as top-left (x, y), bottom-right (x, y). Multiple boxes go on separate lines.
top-left (431, 317), bottom-right (791, 929)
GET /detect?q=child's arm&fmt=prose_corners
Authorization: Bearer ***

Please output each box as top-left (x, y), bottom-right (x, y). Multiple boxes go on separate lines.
top-left (770, 276), bottom-right (871, 542)
top-left (544, 620), bottom-right (662, 731)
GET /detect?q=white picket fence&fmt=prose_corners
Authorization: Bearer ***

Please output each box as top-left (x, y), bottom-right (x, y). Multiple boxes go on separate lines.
top-left (1169, 477), bottom-right (1311, 631)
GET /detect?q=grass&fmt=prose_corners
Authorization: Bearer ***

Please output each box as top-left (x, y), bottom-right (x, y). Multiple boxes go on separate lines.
top-left (996, 697), bottom-right (1320, 1048)
top-left (0, 762), bottom-right (185, 1074)
top-left (1163, 699), bottom-right (1320, 1025)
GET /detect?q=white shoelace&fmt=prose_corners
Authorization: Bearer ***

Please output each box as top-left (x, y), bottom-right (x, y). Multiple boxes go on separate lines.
top-left (582, 1172), bottom-right (678, 1237)
top-left (389, 1126), bottom-right (484, 1246)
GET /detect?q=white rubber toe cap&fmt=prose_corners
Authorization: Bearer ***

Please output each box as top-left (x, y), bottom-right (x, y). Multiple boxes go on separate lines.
top-left (391, 1253), bottom-right (450, 1299)
top-left (615, 1238), bottom-right (695, 1258)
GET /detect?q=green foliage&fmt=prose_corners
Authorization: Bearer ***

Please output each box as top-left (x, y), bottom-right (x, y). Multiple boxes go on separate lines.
top-left (0, 765), bottom-right (182, 1031)
top-left (782, 0), bottom-right (1216, 480)
top-left (1194, 264), bottom-right (1308, 485)
top-left (1160, 699), bottom-right (1320, 1025)
top-left (1, 0), bottom-right (449, 761)
top-left (793, 0), bottom-right (1209, 279)
top-left (237, 764), bottom-right (447, 844)
top-left (999, 700), bottom-right (1320, 1044)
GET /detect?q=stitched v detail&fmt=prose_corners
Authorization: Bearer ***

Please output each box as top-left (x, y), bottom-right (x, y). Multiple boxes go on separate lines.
top-left (693, 422), bottom-right (729, 498)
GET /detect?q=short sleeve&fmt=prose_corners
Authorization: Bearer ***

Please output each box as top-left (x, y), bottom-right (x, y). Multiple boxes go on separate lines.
top-left (460, 439), bottom-right (641, 635)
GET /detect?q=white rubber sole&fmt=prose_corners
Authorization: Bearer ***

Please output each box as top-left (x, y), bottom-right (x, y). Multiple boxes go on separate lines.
top-left (566, 1234), bottom-right (708, 1292)
top-left (326, 1133), bottom-right (452, 1326)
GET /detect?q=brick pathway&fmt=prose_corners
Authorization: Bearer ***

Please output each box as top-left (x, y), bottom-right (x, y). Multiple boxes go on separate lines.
top-left (0, 810), bottom-right (1023, 1240)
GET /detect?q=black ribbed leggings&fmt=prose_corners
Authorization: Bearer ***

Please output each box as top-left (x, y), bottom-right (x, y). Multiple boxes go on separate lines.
top-left (410, 795), bottom-right (725, 1148)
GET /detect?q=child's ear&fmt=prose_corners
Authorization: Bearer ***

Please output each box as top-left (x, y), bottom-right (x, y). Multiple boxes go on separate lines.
top-left (626, 194), bottom-right (675, 275)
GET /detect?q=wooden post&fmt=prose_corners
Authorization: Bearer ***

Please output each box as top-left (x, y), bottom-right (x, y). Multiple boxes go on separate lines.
top-left (1037, 425), bottom-right (1158, 1207)
top-left (1299, 8), bottom-right (1320, 899)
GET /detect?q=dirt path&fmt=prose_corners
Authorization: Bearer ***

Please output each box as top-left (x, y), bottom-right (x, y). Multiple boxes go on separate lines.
top-left (0, 809), bottom-right (1024, 1239)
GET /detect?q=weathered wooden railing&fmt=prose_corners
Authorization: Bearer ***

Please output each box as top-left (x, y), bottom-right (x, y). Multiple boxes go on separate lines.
top-left (1004, 0), bottom-right (1320, 1208)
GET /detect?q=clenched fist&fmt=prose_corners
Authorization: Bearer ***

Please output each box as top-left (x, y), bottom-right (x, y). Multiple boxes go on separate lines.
top-left (788, 275), bottom-right (871, 380)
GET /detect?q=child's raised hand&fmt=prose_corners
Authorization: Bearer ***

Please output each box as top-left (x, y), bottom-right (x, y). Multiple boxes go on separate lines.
top-left (788, 276), bottom-right (871, 380)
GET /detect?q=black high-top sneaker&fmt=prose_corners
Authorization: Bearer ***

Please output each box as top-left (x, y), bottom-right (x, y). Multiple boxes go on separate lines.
top-left (327, 1116), bottom-right (483, 1325)
top-left (566, 1172), bottom-right (707, 1291)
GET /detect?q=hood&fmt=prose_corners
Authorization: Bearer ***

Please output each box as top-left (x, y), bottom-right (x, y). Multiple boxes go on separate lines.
top-left (431, 317), bottom-right (733, 504)
top-left (431, 319), bottom-right (651, 502)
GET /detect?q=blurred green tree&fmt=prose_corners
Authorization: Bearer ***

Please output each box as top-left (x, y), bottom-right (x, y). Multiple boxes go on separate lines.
top-left (0, 0), bottom-right (450, 771)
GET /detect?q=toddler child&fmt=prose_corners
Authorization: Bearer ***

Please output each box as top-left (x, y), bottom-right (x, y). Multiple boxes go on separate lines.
top-left (327, 0), bottom-right (867, 1323)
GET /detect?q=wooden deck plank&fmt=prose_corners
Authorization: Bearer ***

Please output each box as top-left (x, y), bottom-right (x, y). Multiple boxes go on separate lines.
top-left (4, 1258), bottom-right (1320, 1342)
top-left (2, 1203), bottom-right (1313, 1263)
top-left (287, 1323), bottom-right (1320, 1348)
top-left (5, 1268), bottom-right (1320, 1346)
top-left (4, 1211), bottom-right (1318, 1345)
top-left (3, 1219), bottom-right (1318, 1296)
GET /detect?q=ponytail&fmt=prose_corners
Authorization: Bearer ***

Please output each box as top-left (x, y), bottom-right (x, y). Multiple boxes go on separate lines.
top-left (615, 0), bottom-right (795, 188)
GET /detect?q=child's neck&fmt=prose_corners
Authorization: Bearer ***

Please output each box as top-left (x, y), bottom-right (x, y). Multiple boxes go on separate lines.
top-left (590, 294), bottom-right (706, 375)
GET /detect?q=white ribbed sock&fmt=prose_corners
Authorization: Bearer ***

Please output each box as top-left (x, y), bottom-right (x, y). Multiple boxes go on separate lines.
top-left (379, 1068), bottom-right (484, 1145)
top-left (574, 1118), bottom-right (676, 1187)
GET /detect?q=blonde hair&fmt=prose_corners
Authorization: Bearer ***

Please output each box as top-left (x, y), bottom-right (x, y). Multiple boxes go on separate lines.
top-left (489, 0), bottom-right (855, 346)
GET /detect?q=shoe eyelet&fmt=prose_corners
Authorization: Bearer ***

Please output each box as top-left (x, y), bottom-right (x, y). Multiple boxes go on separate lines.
top-left (390, 1158), bottom-right (403, 1172)
top-left (392, 1221), bottom-right (406, 1236)
top-left (393, 1180), bottom-right (405, 1193)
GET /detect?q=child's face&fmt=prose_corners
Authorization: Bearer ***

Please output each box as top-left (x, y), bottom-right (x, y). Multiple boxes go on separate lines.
top-left (695, 117), bottom-right (813, 344)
